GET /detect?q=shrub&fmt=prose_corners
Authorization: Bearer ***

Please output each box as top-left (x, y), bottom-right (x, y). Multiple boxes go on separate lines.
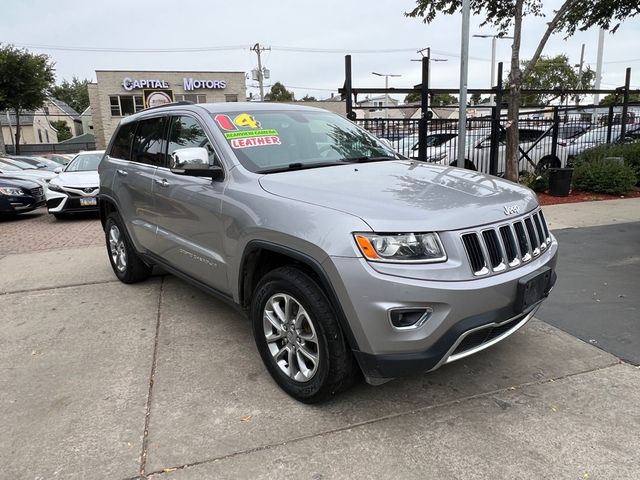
top-left (572, 158), bottom-right (637, 195)
top-left (520, 171), bottom-right (548, 192)
top-left (576, 142), bottom-right (640, 181)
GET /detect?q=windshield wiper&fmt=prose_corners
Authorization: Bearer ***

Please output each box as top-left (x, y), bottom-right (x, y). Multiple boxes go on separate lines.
top-left (257, 161), bottom-right (344, 174)
top-left (340, 155), bottom-right (397, 163)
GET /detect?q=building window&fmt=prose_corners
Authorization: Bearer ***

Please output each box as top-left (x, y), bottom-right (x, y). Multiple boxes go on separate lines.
top-left (174, 94), bottom-right (207, 104)
top-left (225, 94), bottom-right (238, 102)
top-left (45, 130), bottom-right (50, 142)
top-left (38, 130), bottom-right (43, 142)
top-left (109, 95), bottom-right (145, 116)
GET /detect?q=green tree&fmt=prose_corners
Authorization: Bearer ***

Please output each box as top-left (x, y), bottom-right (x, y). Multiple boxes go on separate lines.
top-left (469, 92), bottom-right (483, 105)
top-left (266, 82), bottom-right (294, 101)
top-left (406, 0), bottom-right (639, 182)
top-left (300, 94), bottom-right (317, 102)
top-left (50, 120), bottom-right (72, 141)
top-left (0, 44), bottom-right (55, 153)
top-left (506, 54), bottom-right (595, 105)
top-left (51, 77), bottom-right (91, 113)
top-left (599, 92), bottom-right (640, 106)
top-left (404, 91), bottom-right (421, 103)
top-left (432, 93), bottom-right (457, 106)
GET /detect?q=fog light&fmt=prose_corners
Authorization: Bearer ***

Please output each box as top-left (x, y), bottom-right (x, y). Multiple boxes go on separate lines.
top-left (389, 308), bottom-right (433, 330)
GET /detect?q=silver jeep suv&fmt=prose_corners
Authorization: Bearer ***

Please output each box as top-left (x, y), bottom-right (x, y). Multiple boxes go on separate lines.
top-left (98, 102), bottom-right (557, 403)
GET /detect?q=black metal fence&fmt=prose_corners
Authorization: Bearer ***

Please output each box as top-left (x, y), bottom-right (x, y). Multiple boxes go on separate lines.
top-left (340, 56), bottom-right (640, 176)
top-left (4, 142), bottom-right (96, 156)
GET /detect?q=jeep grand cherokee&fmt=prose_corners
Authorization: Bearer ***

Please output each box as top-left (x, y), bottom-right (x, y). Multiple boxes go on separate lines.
top-left (98, 102), bottom-right (557, 403)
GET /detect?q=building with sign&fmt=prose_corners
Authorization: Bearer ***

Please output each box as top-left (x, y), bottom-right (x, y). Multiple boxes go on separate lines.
top-left (87, 70), bottom-right (247, 148)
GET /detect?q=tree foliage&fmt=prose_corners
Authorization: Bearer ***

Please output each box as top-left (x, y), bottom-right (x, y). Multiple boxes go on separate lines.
top-left (432, 93), bottom-right (458, 106)
top-left (507, 54), bottom-right (595, 105)
top-left (266, 82), bottom-right (294, 101)
top-left (51, 77), bottom-right (91, 113)
top-left (404, 91), bottom-right (421, 103)
top-left (50, 120), bottom-right (72, 141)
top-left (599, 92), bottom-right (640, 106)
top-left (406, 0), bottom-right (640, 182)
top-left (469, 92), bottom-right (483, 105)
top-left (300, 94), bottom-right (317, 102)
top-left (0, 44), bottom-right (55, 152)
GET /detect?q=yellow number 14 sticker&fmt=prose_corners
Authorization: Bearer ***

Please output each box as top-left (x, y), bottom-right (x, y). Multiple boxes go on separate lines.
top-left (234, 113), bottom-right (260, 129)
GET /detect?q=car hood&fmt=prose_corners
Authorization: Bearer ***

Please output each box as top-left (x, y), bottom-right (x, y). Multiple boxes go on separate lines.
top-left (52, 171), bottom-right (99, 187)
top-left (0, 175), bottom-right (42, 189)
top-left (0, 170), bottom-right (55, 183)
top-left (258, 160), bottom-right (538, 232)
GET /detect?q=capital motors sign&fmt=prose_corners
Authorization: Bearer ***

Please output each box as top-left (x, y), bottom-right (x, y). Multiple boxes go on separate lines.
top-left (183, 78), bottom-right (226, 91)
top-left (122, 77), bottom-right (169, 91)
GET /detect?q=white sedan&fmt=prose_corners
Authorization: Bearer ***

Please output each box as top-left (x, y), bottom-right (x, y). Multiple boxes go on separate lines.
top-left (46, 151), bottom-right (104, 219)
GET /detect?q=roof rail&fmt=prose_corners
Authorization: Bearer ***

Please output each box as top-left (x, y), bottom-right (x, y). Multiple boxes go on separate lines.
top-left (142, 100), bottom-right (195, 112)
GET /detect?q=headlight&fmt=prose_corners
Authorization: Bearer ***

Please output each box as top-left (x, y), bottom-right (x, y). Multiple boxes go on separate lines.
top-left (354, 232), bottom-right (447, 263)
top-left (0, 187), bottom-right (26, 196)
top-left (47, 183), bottom-right (64, 193)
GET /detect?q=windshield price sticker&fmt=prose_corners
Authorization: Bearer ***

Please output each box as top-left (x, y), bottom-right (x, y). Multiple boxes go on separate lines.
top-left (230, 136), bottom-right (281, 149)
top-left (224, 129), bottom-right (278, 140)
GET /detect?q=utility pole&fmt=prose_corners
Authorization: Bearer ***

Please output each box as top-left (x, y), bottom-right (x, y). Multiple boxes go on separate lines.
top-left (457, 0), bottom-right (471, 169)
top-left (413, 47), bottom-right (448, 94)
top-left (574, 43), bottom-right (585, 106)
top-left (251, 43), bottom-right (270, 101)
top-left (593, 29), bottom-right (605, 115)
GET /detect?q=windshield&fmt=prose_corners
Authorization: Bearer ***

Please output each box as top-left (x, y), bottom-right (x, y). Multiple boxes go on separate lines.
top-left (2, 158), bottom-right (35, 169)
top-left (212, 110), bottom-right (400, 172)
top-left (65, 153), bottom-right (103, 172)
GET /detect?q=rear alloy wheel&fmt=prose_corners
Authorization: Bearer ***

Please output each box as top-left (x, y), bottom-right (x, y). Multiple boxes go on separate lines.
top-left (104, 212), bottom-right (152, 283)
top-left (252, 266), bottom-right (357, 403)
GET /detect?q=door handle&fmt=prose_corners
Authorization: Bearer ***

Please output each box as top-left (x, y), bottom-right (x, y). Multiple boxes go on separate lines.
top-left (154, 178), bottom-right (169, 187)
top-left (116, 169), bottom-right (128, 176)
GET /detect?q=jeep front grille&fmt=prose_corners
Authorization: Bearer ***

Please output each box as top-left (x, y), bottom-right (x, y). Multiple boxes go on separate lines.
top-left (461, 209), bottom-right (551, 276)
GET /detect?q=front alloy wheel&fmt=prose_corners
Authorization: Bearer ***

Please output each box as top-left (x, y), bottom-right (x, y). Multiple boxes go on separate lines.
top-left (263, 293), bottom-right (320, 382)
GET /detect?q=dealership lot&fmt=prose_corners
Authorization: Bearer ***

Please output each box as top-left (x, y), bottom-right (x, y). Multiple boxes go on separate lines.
top-left (1, 203), bottom-right (640, 479)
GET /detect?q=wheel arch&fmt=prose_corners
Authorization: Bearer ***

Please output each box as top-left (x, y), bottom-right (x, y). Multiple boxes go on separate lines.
top-left (239, 240), bottom-right (360, 350)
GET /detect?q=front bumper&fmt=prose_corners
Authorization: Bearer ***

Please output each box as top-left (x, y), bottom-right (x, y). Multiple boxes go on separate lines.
top-left (46, 188), bottom-right (99, 213)
top-left (0, 194), bottom-right (46, 214)
top-left (323, 239), bottom-right (558, 381)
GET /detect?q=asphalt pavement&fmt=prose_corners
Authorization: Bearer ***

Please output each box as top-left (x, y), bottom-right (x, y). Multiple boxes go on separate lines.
top-left (537, 221), bottom-right (640, 365)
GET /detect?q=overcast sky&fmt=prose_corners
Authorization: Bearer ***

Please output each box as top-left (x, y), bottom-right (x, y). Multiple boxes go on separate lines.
top-left (2, 0), bottom-right (639, 102)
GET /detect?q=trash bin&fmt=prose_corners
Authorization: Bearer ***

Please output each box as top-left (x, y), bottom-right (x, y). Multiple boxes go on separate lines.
top-left (548, 168), bottom-right (573, 197)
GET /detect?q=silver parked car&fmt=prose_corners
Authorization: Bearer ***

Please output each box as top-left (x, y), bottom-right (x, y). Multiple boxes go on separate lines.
top-left (99, 103), bottom-right (558, 403)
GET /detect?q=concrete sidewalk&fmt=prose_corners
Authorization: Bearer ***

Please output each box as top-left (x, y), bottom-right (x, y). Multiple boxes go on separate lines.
top-left (1, 199), bottom-right (640, 479)
top-left (541, 197), bottom-right (640, 230)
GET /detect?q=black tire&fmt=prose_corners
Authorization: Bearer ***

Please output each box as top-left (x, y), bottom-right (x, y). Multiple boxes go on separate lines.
top-left (536, 156), bottom-right (561, 173)
top-left (104, 212), bottom-right (152, 284)
top-left (251, 266), bottom-right (357, 403)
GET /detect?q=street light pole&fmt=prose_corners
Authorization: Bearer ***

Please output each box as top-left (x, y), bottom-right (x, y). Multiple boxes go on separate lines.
top-left (372, 72), bottom-right (401, 119)
top-left (473, 34), bottom-right (514, 106)
top-left (457, 0), bottom-right (471, 169)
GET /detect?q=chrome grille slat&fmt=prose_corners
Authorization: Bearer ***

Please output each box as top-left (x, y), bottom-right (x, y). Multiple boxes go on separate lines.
top-left (461, 209), bottom-right (551, 276)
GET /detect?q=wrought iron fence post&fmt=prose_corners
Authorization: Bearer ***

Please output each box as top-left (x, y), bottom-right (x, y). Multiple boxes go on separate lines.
top-left (606, 105), bottom-right (614, 143)
top-left (620, 67), bottom-right (631, 139)
top-left (418, 57), bottom-right (429, 162)
top-left (489, 62), bottom-right (503, 176)
top-left (551, 106), bottom-right (560, 160)
top-left (344, 55), bottom-right (356, 121)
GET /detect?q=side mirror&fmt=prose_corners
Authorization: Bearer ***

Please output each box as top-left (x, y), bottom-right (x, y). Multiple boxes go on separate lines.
top-left (170, 147), bottom-right (223, 179)
top-left (54, 166), bottom-right (63, 174)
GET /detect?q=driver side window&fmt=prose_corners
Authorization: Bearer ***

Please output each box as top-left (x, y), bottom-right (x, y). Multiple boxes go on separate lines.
top-left (168, 116), bottom-right (220, 167)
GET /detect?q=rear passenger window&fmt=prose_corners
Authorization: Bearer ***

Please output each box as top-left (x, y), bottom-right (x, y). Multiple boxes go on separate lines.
top-left (132, 116), bottom-right (168, 167)
top-left (168, 116), bottom-right (220, 166)
top-left (110, 122), bottom-right (136, 160)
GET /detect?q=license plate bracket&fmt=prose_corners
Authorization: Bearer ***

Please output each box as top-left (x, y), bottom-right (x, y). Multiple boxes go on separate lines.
top-left (79, 198), bottom-right (97, 207)
top-left (516, 267), bottom-right (552, 312)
